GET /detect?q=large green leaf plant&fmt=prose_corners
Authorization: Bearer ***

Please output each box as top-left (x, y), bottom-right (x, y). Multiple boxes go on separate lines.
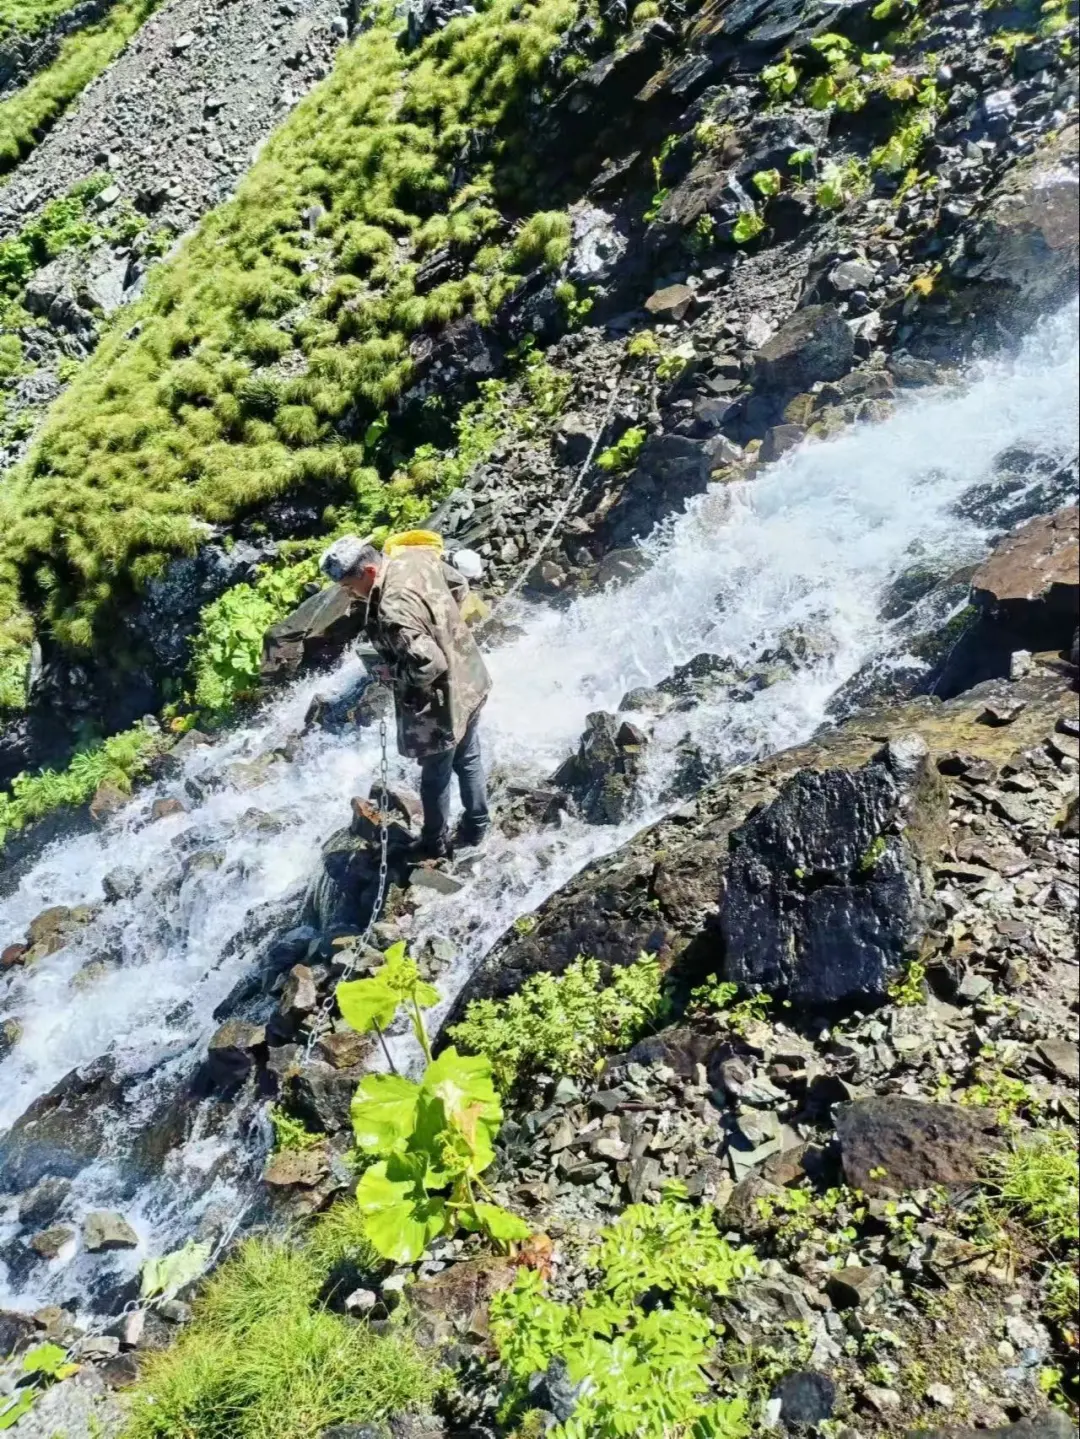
top-left (338, 942), bottom-right (530, 1263)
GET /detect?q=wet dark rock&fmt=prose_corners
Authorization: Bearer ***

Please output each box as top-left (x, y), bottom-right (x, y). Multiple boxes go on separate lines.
top-left (598, 434), bottom-right (714, 548)
top-left (285, 1059), bottom-right (359, 1134)
top-left (555, 413), bottom-right (596, 465)
top-left (721, 735), bottom-right (948, 1008)
top-left (773, 1370), bottom-right (837, 1426)
top-left (0, 1059), bottom-right (123, 1190)
top-left (836, 1096), bottom-right (1001, 1196)
top-left (17, 1175), bottom-right (72, 1228)
top-left (0, 1310), bottom-right (35, 1357)
top-left (150, 797), bottom-right (187, 822)
top-left (102, 866), bottom-right (139, 902)
top-left (552, 711), bottom-right (647, 825)
top-left (206, 1019), bottom-right (267, 1086)
top-left (752, 305), bottom-right (854, 392)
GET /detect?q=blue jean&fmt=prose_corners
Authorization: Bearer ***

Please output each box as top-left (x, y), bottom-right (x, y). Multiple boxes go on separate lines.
top-left (418, 706), bottom-right (489, 841)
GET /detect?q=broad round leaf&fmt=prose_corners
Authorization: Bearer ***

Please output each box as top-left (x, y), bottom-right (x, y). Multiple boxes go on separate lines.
top-left (351, 1072), bottom-right (421, 1154)
top-left (336, 973), bottom-right (398, 1034)
top-left (472, 1202), bottom-right (531, 1244)
top-left (356, 1157), bottom-right (447, 1262)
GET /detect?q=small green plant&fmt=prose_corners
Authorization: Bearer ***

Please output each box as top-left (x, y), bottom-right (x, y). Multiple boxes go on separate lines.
top-left (0, 1345), bottom-right (79, 1429)
top-left (339, 942), bottom-right (529, 1263)
top-left (554, 280), bottom-right (593, 329)
top-left (753, 168), bottom-right (782, 197)
top-left (627, 330), bottom-right (660, 359)
top-left (270, 1106), bottom-right (324, 1153)
top-left (491, 1198), bottom-right (754, 1438)
top-left (988, 1130), bottom-right (1079, 1248)
top-left (888, 958), bottom-right (926, 1006)
top-left (688, 977), bottom-right (772, 1034)
top-left (761, 53), bottom-right (801, 101)
top-left (655, 343), bottom-right (695, 384)
top-left (815, 158), bottom-right (869, 210)
top-left (450, 951), bottom-right (667, 1095)
top-left (0, 723), bottom-right (162, 847)
top-left (693, 211), bottom-right (717, 245)
top-left (595, 425), bottom-right (646, 472)
top-left (788, 146), bottom-right (816, 182)
top-left (510, 211), bottom-right (573, 271)
top-left (732, 209), bottom-right (765, 244)
top-left (120, 1235), bottom-right (437, 1439)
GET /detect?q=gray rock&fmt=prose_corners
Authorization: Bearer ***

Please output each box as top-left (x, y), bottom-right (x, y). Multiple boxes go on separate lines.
top-left (17, 1176), bottom-right (72, 1228)
top-left (907, 1410), bottom-right (1076, 1439)
top-left (1035, 1037), bottom-right (1080, 1082)
top-left (83, 1210), bottom-right (139, 1252)
top-left (830, 259), bottom-right (875, 294)
top-left (30, 1225), bottom-right (74, 1260)
top-left (102, 866), bottom-right (139, 902)
top-left (644, 282), bottom-right (695, 322)
top-left (826, 1263), bottom-right (886, 1308)
top-left (752, 304), bottom-right (855, 390)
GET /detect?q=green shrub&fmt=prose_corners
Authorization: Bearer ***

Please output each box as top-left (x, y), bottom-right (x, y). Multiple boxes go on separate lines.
top-left (509, 210), bottom-right (572, 270)
top-left (449, 951), bottom-right (667, 1095)
top-left (0, 0), bottom-right (84, 41)
top-left (189, 555), bottom-right (320, 714)
top-left (120, 1237), bottom-right (438, 1439)
top-left (491, 1197), bottom-right (754, 1438)
top-left (0, 723), bottom-right (162, 847)
top-left (595, 425), bottom-right (645, 473)
top-left (988, 1129), bottom-right (1079, 1248)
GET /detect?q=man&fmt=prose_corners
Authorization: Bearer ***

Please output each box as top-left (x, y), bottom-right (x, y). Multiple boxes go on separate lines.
top-left (320, 535), bottom-right (491, 858)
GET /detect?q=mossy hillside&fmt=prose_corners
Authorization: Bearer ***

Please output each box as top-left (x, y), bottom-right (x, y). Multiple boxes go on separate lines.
top-left (0, 0), bottom-right (584, 697)
top-left (0, 0), bottom-right (80, 43)
top-left (0, 0), bottom-right (163, 171)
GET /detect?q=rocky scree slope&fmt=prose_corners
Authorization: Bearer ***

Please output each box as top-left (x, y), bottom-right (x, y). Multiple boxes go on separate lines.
top-left (0, 0), bottom-right (1076, 796)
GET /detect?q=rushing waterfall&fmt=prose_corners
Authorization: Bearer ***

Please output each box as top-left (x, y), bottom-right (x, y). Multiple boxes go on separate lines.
top-left (1, 301), bottom-right (1077, 1316)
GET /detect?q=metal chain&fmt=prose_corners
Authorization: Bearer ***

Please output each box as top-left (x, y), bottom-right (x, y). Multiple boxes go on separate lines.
top-left (301, 713), bottom-right (391, 1065)
top-left (488, 356), bottom-right (628, 623)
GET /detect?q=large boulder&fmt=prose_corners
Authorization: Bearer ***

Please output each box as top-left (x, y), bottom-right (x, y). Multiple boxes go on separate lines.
top-left (752, 304), bottom-right (854, 391)
top-left (970, 504), bottom-right (1078, 650)
top-left (720, 734), bottom-right (948, 1009)
top-left (836, 1097), bottom-right (1001, 1196)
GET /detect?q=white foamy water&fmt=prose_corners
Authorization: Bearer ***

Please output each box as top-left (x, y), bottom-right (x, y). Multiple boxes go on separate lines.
top-left (0, 301), bottom-right (1077, 1312)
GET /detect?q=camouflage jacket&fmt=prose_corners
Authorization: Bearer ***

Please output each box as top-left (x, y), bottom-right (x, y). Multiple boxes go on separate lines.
top-left (364, 547), bottom-right (491, 759)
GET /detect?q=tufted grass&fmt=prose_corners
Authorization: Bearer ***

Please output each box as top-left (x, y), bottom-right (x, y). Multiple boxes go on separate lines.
top-left (0, 0), bottom-right (581, 703)
top-left (120, 1229), bottom-right (436, 1439)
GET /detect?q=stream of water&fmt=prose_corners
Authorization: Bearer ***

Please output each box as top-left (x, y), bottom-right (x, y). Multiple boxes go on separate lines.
top-left (1, 300), bottom-right (1077, 1315)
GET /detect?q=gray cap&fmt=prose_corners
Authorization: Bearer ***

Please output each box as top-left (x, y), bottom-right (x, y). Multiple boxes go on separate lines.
top-left (319, 534), bottom-right (378, 581)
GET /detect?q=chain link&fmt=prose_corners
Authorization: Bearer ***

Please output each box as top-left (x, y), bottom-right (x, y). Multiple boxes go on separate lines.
top-left (301, 712), bottom-right (391, 1065)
